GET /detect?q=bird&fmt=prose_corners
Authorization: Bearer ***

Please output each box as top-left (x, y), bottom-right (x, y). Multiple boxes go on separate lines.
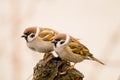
top-left (21, 26), bottom-right (58, 53)
top-left (51, 33), bottom-right (104, 68)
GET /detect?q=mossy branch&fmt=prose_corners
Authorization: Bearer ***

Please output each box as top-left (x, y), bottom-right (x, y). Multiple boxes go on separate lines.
top-left (32, 53), bottom-right (84, 80)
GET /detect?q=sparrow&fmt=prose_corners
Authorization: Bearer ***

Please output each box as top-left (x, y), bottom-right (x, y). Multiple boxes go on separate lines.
top-left (21, 26), bottom-right (58, 53)
top-left (51, 33), bottom-right (104, 67)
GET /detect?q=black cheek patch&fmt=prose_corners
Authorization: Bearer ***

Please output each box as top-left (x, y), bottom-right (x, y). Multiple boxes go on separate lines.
top-left (25, 37), bottom-right (28, 42)
top-left (54, 42), bottom-right (57, 48)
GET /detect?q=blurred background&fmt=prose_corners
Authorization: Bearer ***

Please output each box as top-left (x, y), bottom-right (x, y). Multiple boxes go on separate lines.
top-left (0, 0), bottom-right (120, 80)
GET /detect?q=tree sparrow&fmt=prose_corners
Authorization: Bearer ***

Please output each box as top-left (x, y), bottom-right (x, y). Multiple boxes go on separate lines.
top-left (21, 26), bottom-right (58, 53)
top-left (51, 33), bottom-right (104, 67)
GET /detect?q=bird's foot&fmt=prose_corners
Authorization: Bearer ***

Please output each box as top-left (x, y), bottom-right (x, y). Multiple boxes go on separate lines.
top-left (54, 57), bottom-right (61, 61)
top-left (66, 65), bottom-right (75, 70)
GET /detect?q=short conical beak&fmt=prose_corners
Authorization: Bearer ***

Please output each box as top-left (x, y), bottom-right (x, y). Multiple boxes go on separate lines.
top-left (21, 35), bottom-right (27, 38)
top-left (51, 40), bottom-right (57, 47)
top-left (21, 34), bottom-right (28, 42)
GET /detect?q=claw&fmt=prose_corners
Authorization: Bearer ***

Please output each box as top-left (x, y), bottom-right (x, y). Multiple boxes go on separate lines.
top-left (66, 64), bottom-right (76, 70)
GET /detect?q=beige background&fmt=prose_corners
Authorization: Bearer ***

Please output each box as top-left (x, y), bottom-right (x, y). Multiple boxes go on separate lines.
top-left (0, 0), bottom-right (120, 80)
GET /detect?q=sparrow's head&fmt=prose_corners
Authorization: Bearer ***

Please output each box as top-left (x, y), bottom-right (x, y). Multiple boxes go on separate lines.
top-left (21, 26), bottom-right (40, 42)
top-left (52, 33), bottom-right (70, 48)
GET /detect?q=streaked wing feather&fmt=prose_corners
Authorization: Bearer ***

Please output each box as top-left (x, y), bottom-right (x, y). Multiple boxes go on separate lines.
top-left (39, 27), bottom-right (58, 41)
top-left (68, 36), bottom-right (104, 65)
top-left (68, 37), bottom-right (90, 56)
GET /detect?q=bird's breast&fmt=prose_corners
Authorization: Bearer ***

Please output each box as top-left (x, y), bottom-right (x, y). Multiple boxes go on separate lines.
top-left (56, 47), bottom-right (84, 63)
top-left (27, 40), bottom-right (54, 53)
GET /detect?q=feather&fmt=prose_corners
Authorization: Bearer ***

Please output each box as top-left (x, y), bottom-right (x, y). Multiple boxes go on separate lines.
top-left (88, 53), bottom-right (105, 65)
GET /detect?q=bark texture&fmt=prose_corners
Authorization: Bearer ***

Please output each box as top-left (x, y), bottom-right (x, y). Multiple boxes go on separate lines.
top-left (32, 53), bottom-right (84, 80)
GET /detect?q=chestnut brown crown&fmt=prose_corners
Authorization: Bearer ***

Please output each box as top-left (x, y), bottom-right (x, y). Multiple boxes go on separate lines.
top-left (21, 26), bottom-right (38, 42)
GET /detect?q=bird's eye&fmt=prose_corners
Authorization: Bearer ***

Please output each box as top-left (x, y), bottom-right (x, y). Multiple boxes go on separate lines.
top-left (60, 40), bottom-right (65, 44)
top-left (30, 34), bottom-right (35, 38)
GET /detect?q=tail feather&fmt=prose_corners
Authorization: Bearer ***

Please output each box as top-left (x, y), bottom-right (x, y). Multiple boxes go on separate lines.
top-left (90, 56), bottom-right (105, 65)
top-left (88, 53), bottom-right (105, 65)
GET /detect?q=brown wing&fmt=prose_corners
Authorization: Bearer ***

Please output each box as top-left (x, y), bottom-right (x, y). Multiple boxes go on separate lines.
top-left (39, 27), bottom-right (59, 41)
top-left (68, 36), bottom-right (105, 65)
top-left (68, 36), bottom-right (90, 56)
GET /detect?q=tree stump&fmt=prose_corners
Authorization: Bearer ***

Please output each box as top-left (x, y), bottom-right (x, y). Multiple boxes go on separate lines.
top-left (32, 53), bottom-right (84, 80)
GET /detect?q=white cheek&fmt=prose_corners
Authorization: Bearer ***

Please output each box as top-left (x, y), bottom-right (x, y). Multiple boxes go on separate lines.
top-left (27, 36), bottom-right (35, 42)
top-left (54, 42), bottom-right (65, 51)
top-left (56, 42), bottom-right (62, 48)
top-left (35, 27), bottom-right (40, 37)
